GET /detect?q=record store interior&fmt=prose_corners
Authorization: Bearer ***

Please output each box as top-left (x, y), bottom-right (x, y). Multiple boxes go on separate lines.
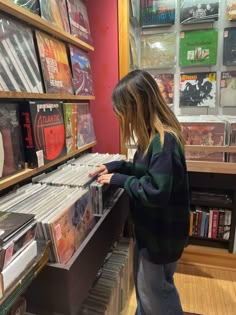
top-left (0, 1), bottom-right (236, 315)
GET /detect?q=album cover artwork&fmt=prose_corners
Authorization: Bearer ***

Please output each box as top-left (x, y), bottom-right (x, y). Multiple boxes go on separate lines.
top-left (63, 103), bottom-right (77, 153)
top-left (141, 0), bottom-right (175, 27)
top-left (180, 0), bottom-right (219, 24)
top-left (69, 45), bottom-right (94, 96)
top-left (10, 0), bottom-right (40, 14)
top-left (148, 72), bottom-right (174, 107)
top-left (40, 0), bottom-right (70, 32)
top-left (223, 28), bottom-right (236, 66)
top-left (0, 104), bottom-right (25, 179)
top-left (20, 101), bottom-right (66, 168)
top-left (220, 72), bottom-right (236, 107)
top-left (140, 32), bottom-right (176, 69)
top-left (0, 14), bottom-right (43, 93)
top-left (180, 72), bottom-right (216, 107)
top-left (226, 0), bottom-right (236, 21)
top-left (179, 29), bottom-right (218, 67)
top-left (77, 103), bottom-right (96, 148)
top-left (67, 0), bottom-right (92, 44)
top-left (35, 31), bottom-right (74, 94)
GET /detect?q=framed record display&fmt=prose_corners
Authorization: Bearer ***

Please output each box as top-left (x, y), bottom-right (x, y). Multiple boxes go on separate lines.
top-left (226, 0), bottom-right (236, 21)
top-left (220, 72), bottom-right (236, 107)
top-left (69, 45), bottom-right (94, 96)
top-left (148, 72), bottom-right (174, 107)
top-left (10, 0), bottom-right (40, 14)
top-left (0, 14), bottom-right (43, 93)
top-left (223, 28), bottom-right (236, 66)
top-left (63, 103), bottom-right (77, 153)
top-left (77, 103), bottom-right (96, 148)
top-left (35, 31), bottom-right (74, 95)
top-left (67, 0), bottom-right (92, 44)
top-left (39, 0), bottom-right (70, 32)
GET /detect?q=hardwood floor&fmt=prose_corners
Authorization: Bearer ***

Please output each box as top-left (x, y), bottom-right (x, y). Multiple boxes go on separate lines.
top-left (122, 262), bottom-right (236, 315)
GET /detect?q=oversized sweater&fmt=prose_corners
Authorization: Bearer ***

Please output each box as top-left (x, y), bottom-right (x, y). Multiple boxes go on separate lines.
top-left (105, 132), bottom-right (190, 264)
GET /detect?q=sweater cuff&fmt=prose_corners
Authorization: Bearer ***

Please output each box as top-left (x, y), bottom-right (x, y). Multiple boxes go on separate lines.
top-left (110, 173), bottom-right (129, 188)
top-left (104, 160), bottom-right (125, 173)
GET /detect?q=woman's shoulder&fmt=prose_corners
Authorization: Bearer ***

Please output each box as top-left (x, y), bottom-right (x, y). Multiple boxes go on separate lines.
top-left (150, 132), bottom-right (182, 155)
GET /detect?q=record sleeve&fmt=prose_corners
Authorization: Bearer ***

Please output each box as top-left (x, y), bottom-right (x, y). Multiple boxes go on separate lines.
top-left (148, 72), bottom-right (174, 107)
top-left (180, 72), bottom-right (216, 107)
top-left (179, 29), bottom-right (218, 67)
top-left (69, 45), bottom-right (94, 96)
top-left (223, 28), bottom-right (236, 66)
top-left (0, 14), bottom-right (43, 93)
top-left (226, 0), bottom-right (236, 21)
top-left (180, 0), bottom-right (219, 24)
top-left (141, 0), bottom-right (175, 27)
top-left (67, 0), bottom-right (92, 44)
top-left (10, 0), bottom-right (40, 14)
top-left (77, 103), bottom-right (96, 148)
top-left (0, 103), bottom-right (25, 179)
top-left (39, 0), bottom-right (70, 32)
top-left (20, 101), bottom-right (66, 168)
top-left (140, 32), bottom-right (176, 69)
top-left (63, 103), bottom-right (77, 153)
top-left (35, 31), bottom-right (74, 95)
top-left (220, 72), bottom-right (236, 107)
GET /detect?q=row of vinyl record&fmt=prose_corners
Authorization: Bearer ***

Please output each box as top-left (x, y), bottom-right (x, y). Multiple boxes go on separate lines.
top-left (78, 238), bottom-right (133, 315)
top-left (0, 13), bottom-right (93, 95)
top-left (0, 101), bottom-right (96, 180)
top-left (0, 153), bottom-right (124, 268)
top-left (131, 27), bottom-right (236, 70)
top-left (11, 0), bottom-right (92, 44)
top-left (189, 208), bottom-right (232, 240)
top-left (131, 0), bottom-right (236, 26)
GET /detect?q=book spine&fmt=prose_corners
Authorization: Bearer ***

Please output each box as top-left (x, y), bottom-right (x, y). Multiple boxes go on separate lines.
top-left (211, 210), bottom-right (219, 239)
top-left (208, 210), bottom-right (213, 238)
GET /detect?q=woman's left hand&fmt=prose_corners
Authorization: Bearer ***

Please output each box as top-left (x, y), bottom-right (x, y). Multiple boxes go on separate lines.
top-left (97, 173), bottom-right (114, 184)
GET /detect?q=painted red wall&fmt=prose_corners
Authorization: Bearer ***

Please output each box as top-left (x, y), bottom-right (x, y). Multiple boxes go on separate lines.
top-left (87, 0), bottom-right (120, 154)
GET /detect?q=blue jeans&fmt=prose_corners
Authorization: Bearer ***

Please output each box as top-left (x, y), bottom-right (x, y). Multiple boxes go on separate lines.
top-left (134, 244), bottom-right (184, 315)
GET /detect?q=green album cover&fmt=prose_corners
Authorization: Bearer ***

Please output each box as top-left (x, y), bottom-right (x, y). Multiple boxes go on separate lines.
top-left (179, 29), bottom-right (218, 67)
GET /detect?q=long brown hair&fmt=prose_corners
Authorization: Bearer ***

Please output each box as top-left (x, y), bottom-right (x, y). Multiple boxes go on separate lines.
top-left (112, 70), bottom-right (185, 153)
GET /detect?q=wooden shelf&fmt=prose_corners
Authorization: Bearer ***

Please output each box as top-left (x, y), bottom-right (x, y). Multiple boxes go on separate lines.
top-left (0, 142), bottom-right (96, 191)
top-left (0, 0), bottom-right (94, 52)
top-left (187, 161), bottom-right (236, 174)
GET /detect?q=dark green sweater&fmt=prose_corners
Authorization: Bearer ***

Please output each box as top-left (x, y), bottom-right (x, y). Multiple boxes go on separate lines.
top-left (105, 132), bottom-right (190, 264)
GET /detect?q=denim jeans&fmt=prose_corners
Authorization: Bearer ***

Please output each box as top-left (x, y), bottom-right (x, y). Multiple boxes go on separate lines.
top-left (134, 244), bottom-right (184, 315)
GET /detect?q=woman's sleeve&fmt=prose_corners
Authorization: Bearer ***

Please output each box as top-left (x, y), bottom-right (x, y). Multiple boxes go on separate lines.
top-left (104, 160), bottom-right (134, 175)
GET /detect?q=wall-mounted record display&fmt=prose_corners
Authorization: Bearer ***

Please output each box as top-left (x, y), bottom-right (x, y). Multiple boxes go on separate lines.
top-left (10, 0), bottom-right (40, 14)
top-left (223, 27), bottom-right (236, 66)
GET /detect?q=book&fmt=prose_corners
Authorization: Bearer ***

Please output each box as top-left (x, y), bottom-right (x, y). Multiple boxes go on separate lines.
top-left (40, 0), bottom-right (70, 32)
top-left (223, 28), bottom-right (236, 66)
top-left (148, 72), bottom-right (174, 107)
top-left (77, 103), bottom-right (96, 148)
top-left (69, 45), bottom-right (94, 96)
top-left (226, 0), bottom-right (236, 21)
top-left (66, 0), bottom-right (92, 44)
top-left (140, 0), bottom-right (175, 27)
top-left (140, 32), bottom-right (176, 69)
top-left (220, 72), bottom-right (236, 107)
top-left (180, 0), bottom-right (219, 24)
top-left (35, 31), bottom-right (74, 95)
top-left (20, 101), bottom-right (66, 168)
top-left (63, 103), bottom-right (77, 153)
top-left (179, 29), bottom-right (218, 67)
top-left (10, 0), bottom-right (40, 14)
top-left (0, 103), bottom-right (25, 179)
top-left (180, 72), bottom-right (216, 107)
top-left (0, 14), bottom-right (43, 93)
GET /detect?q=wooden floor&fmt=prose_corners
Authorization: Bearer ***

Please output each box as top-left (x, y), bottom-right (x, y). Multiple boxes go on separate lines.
top-left (122, 262), bottom-right (236, 315)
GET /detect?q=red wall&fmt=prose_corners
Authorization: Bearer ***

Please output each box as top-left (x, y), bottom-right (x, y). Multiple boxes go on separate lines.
top-left (87, 0), bottom-right (120, 154)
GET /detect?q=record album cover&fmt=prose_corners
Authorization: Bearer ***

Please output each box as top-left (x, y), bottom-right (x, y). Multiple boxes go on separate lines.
top-left (77, 103), bottom-right (96, 148)
top-left (141, 32), bottom-right (176, 69)
top-left (0, 104), bottom-right (25, 179)
top-left (69, 45), bottom-right (94, 96)
top-left (223, 28), bottom-right (236, 66)
top-left (0, 14), bottom-right (43, 93)
top-left (226, 0), bottom-right (236, 21)
top-left (148, 72), bottom-right (174, 107)
top-left (220, 72), bottom-right (236, 107)
top-left (180, 72), bottom-right (216, 107)
top-left (141, 0), bottom-right (175, 27)
top-left (10, 0), bottom-right (40, 14)
top-left (20, 101), bottom-right (66, 168)
top-left (35, 31), bottom-right (74, 95)
top-left (63, 103), bottom-right (77, 153)
top-left (179, 29), bottom-right (218, 67)
top-left (180, 0), bottom-right (219, 24)
top-left (67, 0), bottom-right (92, 44)
top-left (40, 0), bottom-right (70, 32)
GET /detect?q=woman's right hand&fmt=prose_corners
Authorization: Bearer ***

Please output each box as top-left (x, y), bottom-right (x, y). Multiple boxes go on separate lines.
top-left (89, 165), bottom-right (108, 177)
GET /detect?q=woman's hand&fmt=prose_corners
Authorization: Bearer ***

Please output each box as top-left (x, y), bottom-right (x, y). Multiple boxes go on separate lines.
top-left (89, 165), bottom-right (108, 177)
top-left (97, 173), bottom-right (114, 184)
